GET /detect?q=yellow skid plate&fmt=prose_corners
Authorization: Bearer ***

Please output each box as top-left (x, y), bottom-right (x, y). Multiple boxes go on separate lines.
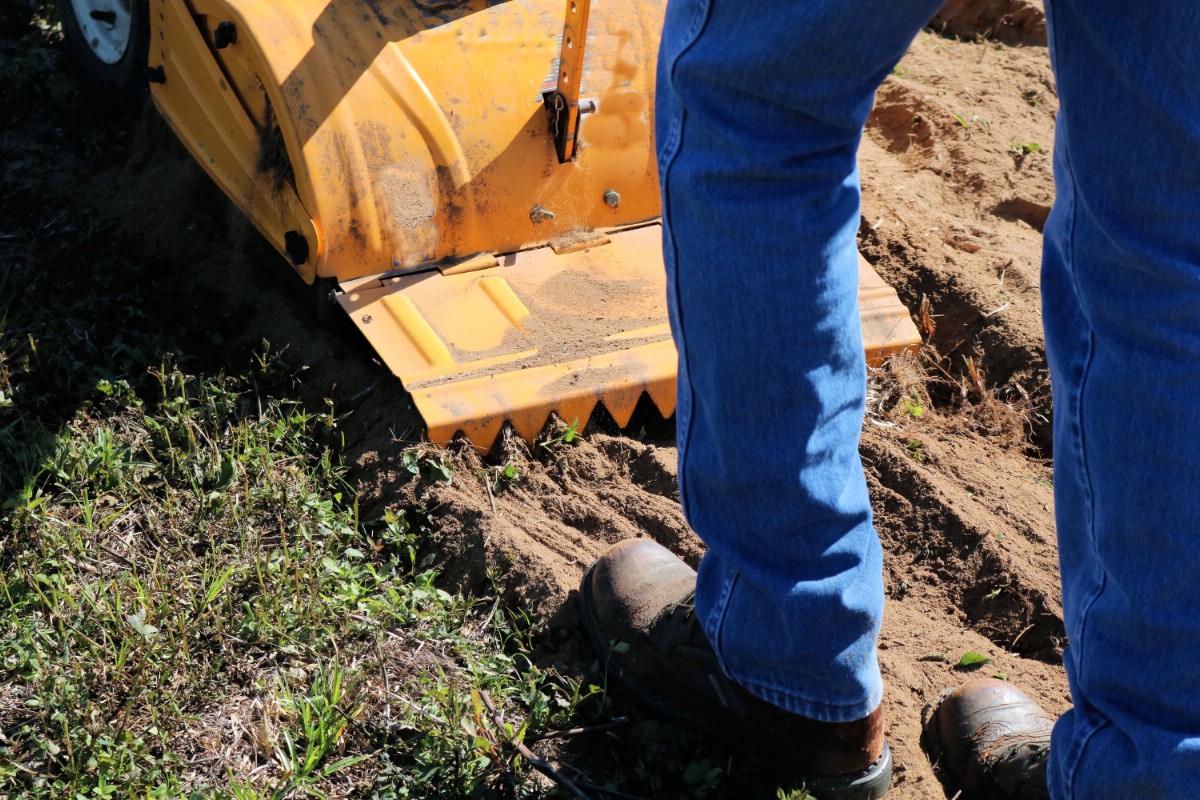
top-left (339, 224), bottom-right (919, 449)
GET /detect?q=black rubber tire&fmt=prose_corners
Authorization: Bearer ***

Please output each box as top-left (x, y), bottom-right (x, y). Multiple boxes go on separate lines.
top-left (57, 0), bottom-right (150, 104)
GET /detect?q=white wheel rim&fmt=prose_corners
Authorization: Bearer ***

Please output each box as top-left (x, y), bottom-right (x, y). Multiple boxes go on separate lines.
top-left (69, 0), bottom-right (133, 65)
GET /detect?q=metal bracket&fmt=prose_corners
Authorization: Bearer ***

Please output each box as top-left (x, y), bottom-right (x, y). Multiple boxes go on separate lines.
top-left (544, 0), bottom-right (591, 162)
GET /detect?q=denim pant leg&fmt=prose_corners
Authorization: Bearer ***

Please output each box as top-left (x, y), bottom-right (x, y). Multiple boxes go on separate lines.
top-left (1042, 2), bottom-right (1200, 796)
top-left (657, 0), bottom-right (941, 722)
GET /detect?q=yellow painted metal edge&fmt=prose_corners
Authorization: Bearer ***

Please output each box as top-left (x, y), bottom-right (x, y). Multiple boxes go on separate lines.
top-left (341, 247), bottom-right (918, 450)
top-left (148, 0), bottom-right (322, 282)
top-left (857, 255), bottom-right (922, 367)
top-left (415, 338), bottom-right (679, 450)
top-left (409, 256), bottom-right (916, 451)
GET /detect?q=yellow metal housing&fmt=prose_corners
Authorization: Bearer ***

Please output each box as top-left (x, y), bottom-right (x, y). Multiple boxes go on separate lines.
top-left (145, 0), bottom-right (920, 450)
top-left (148, 0), bottom-right (662, 281)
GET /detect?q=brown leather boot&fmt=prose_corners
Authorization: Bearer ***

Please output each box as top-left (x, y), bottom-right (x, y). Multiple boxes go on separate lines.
top-left (579, 538), bottom-right (892, 800)
top-left (924, 678), bottom-right (1054, 799)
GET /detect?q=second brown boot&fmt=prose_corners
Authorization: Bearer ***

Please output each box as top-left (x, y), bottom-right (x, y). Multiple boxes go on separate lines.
top-left (924, 677), bottom-right (1054, 799)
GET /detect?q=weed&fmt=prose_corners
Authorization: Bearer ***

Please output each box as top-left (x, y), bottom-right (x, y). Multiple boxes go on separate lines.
top-left (369, 604), bottom-right (603, 799)
top-left (867, 351), bottom-right (931, 425)
top-left (901, 396), bottom-right (925, 419)
top-left (958, 651), bottom-right (991, 669)
top-left (539, 417), bottom-right (581, 451)
top-left (962, 355), bottom-right (988, 399)
top-left (484, 460), bottom-right (520, 493)
top-left (266, 663), bottom-right (371, 795)
top-left (402, 446), bottom-right (454, 485)
top-left (683, 758), bottom-right (726, 797)
top-left (1010, 139), bottom-right (1042, 156)
top-left (954, 113), bottom-right (991, 134)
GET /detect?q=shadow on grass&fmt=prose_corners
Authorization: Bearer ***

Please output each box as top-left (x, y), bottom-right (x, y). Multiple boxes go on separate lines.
top-left (0, 5), bottom-right (384, 510)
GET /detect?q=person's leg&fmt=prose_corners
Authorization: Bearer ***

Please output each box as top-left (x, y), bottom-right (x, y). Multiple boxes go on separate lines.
top-left (657, 0), bottom-right (942, 722)
top-left (1041, 2), bottom-right (1200, 795)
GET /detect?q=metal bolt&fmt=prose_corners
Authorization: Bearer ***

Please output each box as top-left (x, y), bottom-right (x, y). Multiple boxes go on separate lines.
top-left (530, 204), bottom-right (556, 224)
top-left (215, 21), bottom-right (238, 49)
top-left (603, 189), bottom-right (620, 208)
top-left (362, 314), bottom-right (373, 325)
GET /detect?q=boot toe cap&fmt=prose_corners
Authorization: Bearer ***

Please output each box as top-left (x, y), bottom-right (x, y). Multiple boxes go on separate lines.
top-left (584, 538), bottom-right (697, 638)
top-left (927, 678), bottom-right (1054, 799)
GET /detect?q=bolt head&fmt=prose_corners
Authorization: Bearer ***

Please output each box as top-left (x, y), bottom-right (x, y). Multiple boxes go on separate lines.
top-left (603, 189), bottom-right (620, 208)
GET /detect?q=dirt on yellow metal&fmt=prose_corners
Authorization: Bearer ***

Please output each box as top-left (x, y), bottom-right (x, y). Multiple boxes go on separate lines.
top-left (338, 224), bottom-right (919, 449)
top-left (144, 0), bottom-right (920, 451)
top-left (338, 222), bottom-right (678, 447)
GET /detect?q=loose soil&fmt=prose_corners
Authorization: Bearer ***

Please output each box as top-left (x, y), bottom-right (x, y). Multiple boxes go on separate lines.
top-left (43, 2), bottom-right (1068, 796)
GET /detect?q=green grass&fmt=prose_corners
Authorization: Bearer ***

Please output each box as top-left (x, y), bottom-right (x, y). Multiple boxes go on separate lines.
top-left (1, 357), bottom-right (600, 798)
top-left (0, 18), bottom-right (600, 796)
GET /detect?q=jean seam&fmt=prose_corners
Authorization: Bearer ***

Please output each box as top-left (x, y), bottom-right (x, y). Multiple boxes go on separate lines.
top-left (660, 0), bottom-right (712, 526)
top-left (1064, 713), bottom-right (1112, 799)
top-left (1047, 3), bottom-right (1108, 792)
top-left (1049, 0), bottom-right (1103, 707)
top-left (702, 566), bottom-right (739, 678)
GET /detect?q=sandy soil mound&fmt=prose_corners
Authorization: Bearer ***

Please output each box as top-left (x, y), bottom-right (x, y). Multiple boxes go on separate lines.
top-left (931, 0), bottom-right (1047, 45)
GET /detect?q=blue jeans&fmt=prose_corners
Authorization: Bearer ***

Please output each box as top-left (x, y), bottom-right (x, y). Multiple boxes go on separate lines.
top-left (658, 0), bottom-right (1200, 796)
